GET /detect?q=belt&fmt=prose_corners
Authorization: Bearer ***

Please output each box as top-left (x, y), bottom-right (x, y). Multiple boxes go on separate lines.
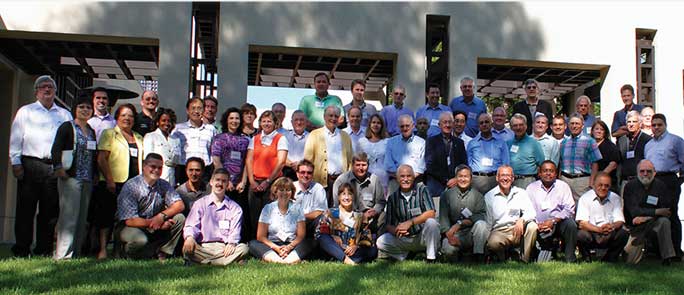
top-left (561, 172), bottom-right (590, 178)
top-left (515, 174), bottom-right (536, 179)
top-left (473, 171), bottom-right (496, 177)
top-left (21, 156), bottom-right (52, 165)
top-left (656, 172), bottom-right (677, 177)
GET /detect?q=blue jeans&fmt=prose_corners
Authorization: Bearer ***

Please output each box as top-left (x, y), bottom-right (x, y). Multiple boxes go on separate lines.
top-left (318, 234), bottom-right (377, 263)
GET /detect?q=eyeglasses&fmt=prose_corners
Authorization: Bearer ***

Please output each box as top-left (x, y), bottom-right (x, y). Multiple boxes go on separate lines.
top-left (526, 86), bottom-right (537, 90)
top-left (36, 85), bottom-right (55, 90)
top-left (393, 92), bottom-right (405, 96)
top-left (639, 169), bottom-right (654, 174)
top-left (297, 170), bottom-right (313, 175)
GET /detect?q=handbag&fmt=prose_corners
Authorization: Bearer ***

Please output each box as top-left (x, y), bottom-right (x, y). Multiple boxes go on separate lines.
top-left (61, 122), bottom-right (78, 170)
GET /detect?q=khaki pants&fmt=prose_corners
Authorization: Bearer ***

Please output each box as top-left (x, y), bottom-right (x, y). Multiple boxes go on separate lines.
top-left (487, 222), bottom-right (538, 262)
top-left (559, 175), bottom-right (591, 203)
top-left (624, 217), bottom-right (676, 264)
top-left (184, 242), bottom-right (249, 265)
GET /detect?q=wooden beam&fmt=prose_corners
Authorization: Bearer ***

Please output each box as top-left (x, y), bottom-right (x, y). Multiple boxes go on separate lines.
top-left (148, 47), bottom-right (158, 66)
top-left (0, 29), bottom-right (159, 47)
top-left (18, 39), bottom-right (56, 76)
top-left (60, 41), bottom-right (96, 78)
top-left (329, 57), bottom-right (341, 78)
top-left (106, 45), bottom-right (135, 80)
top-left (254, 53), bottom-right (263, 85)
top-left (249, 44), bottom-right (397, 61)
top-left (363, 60), bottom-right (380, 80)
top-left (289, 55), bottom-right (302, 87)
top-left (478, 57), bottom-right (609, 72)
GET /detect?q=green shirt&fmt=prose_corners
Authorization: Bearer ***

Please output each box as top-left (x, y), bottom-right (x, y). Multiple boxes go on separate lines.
top-left (438, 187), bottom-right (486, 233)
top-left (298, 94), bottom-right (344, 127)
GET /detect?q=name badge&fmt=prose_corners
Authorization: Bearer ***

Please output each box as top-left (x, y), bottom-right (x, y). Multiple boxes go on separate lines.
top-left (431, 119), bottom-right (439, 127)
top-left (468, 112), bottom-right (477, 120)
top-left (541, 199), bottom-right (551, 211)
top-left (461, 208), bottom-right (472, 218)
top-left (409, 207), bottom-right (422, 217)
top-left (447, 156), bottom-right (451, 166)
top-left (626, 151), bottom-right (635, 159)
top-left (315, 101), bottom-right (324, 108)
top-left (342, 217), bottom-right (356, 228)
top-left (362, 193), bottom-right (374, 201)
top-left (276, 231), bottom-right (289, 242)
top-left (646, 195), bottom-right (659, 206)
top-left (129, 147), bottom-right (138, 157)
top-left (219, 220), bottom-right (230, 230)
top-left (510, 145), bottom-right (519, 153)
top-left (87, 141), bottom-right (97, 150)
top-left (230, 151), bottom-right (242, 160)
top-left (509, 208), bottom-right (520, 217)
top-left (586, 127), bottom-right (592, 134)
top-left (482, 157), bottom-right (493, 167)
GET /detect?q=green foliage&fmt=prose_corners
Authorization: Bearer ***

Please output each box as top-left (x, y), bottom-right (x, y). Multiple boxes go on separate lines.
top-left (482, 95), bottom-right (524, 118)
top-left (0, 258), bottom-right (681, 294)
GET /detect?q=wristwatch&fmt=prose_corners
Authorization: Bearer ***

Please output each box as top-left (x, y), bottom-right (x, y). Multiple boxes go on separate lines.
top-left (456, 220), bottom-right (463, 225)
top-left (160, 212), bottom-right (169, 221)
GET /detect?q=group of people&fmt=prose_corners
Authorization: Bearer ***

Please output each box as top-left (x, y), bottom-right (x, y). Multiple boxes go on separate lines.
top-left (9, 73), bottom-right (683, 266)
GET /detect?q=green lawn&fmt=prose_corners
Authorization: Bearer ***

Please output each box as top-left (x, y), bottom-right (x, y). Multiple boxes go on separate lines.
top-left (0, 256), bottom-right (682, 294)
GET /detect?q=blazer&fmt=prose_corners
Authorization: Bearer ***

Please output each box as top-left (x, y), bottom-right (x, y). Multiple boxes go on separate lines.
top-left (303, 127), bottom-right (353, 187)
top-left (512, 99), bottom-right (554, 135)
top-left (425, 133), bottom-right (467, 186)
top-left (98, 125), bottom-right (144, 183)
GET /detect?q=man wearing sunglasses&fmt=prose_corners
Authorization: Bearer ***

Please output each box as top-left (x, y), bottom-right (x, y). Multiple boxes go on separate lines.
top-left (512, 79), bottom-right (554, 135)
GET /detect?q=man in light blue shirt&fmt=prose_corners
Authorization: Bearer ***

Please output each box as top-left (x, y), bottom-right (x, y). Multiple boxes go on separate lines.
top-left (384, 114), bottom-right (426, 195)
top-left (644, 113), bottom-right (684, 256)
top-left (468, 113), bottom-right (510, 195)
top-left (491, 107), bottom-right (514, 142)
top-left (415, 83), bottom-right (451, 138)
top-left (533, 113), bottom-right (560, 165)
top-left (380, 85), bottom-right (414, 137)
top-left (508, 113), bottom-right (545, 188)
top-left (449, 77), bottom-right (487, 138)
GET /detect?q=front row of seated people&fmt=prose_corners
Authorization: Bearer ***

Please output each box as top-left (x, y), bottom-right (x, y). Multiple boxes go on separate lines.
top-left (118, 152), bottom-right (679, 266)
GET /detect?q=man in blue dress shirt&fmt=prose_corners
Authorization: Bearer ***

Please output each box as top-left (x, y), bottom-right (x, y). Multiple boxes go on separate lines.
top-left (612, 84), bottom-right (644, 139)
top-left (468, 113), bottom-right (510, 194)
top-left (381, 85), bottom-right (414, 137)
top-left (449, 77), bottom-right (487, 138)
top-left (416, 83), bottom-right (451, 138)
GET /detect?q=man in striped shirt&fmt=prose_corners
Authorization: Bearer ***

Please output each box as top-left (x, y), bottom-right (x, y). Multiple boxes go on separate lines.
top-left (377, 165), bottom-right (440, 262)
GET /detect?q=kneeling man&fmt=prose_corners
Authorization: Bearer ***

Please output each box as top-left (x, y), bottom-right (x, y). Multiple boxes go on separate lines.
top-left (182, 168), bottom-right (249, 265)
top-left (116, 153), bottom-right (185, 260)
top-left (485, 165), bottom-right (538, 262)
top-left (377, 165), bottom-right (440, 262)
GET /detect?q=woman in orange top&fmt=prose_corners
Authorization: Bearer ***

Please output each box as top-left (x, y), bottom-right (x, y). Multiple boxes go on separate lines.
top-left (244, 111), bottom-right (288, 240)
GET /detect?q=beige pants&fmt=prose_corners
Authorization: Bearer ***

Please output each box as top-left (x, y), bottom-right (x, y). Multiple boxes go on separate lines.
top-left (487, 222), bottom-right (538, 262)
top-left (185, 242), bottom-right (249, 265)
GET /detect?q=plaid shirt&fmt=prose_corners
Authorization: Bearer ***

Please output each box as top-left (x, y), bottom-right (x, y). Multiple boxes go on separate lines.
top-left (385, 182), bottom-right (435, 236)
top-left (559, 134), bottom-right (602, 174)
top-left (117, 175), bottom-right (182, 220)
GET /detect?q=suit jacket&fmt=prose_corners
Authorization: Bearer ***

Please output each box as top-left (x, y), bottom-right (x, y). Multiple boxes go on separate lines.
top-left (425, 133), bottom-right (467, 186)
top-left (512, 99), bottom-right (554, 135)
top-left (303, 127), bottom-right (353, 187)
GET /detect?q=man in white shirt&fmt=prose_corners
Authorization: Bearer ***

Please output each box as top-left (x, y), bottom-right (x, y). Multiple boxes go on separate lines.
top-left (293, 160), bottom-right (327, 237)
top-left (87, 87), bottom-right (116, 141)
top-left (485, 165), bottom-right (538, 263)
top-left (9, 75), bottom-right (73, 257)
top-left (575, 172), bottom-right (628, 262)
top-left (284, 110), bottom-right (310, 180)
top-left (172, 97), bottom-right (217, 184)
top-left (343, 105), bottom-right (366, 153)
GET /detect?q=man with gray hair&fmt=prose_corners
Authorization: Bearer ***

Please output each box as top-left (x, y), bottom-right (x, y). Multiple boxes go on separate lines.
top-left (559, 112), bottom-right (602, 202)
top-left (623, 159), bottom-right (678, 265)
top-left (508, 113), bottom-right (545, 188)
top-left (617, 110), bottom-right (651, 191)
top-left (425, 111), bottom-right (467, 198)
top-left (333, 152), bottom-right (386, 233)
top-left (570, 95), bottom-right (596, 135)
top-left (468, 113), bottom-right (510, 194)
top-left (9, 75), bottom-right (72, 257)
top-left (343, 105), bottom-right (366, 153)
top-left (381, 85), bottom-right (414, 136)
top-left (491, 107), bottom-right (514, 143)
top-left (512, 79), bottom-right (554, 135)
top-left (271, 102), bottom-right (288, 135)
top-left (284, 110), bottom-right (310, 180)
top-left (533, 113), bottom-right (560, 165)
top-left (449, 77), bottom-right (487, 137)
top-left (133, 90), bottom-right (159, 136)
top-left (384, 114), bottom-right (426, 194)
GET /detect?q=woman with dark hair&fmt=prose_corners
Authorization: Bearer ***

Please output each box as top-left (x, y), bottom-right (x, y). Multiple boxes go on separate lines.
top-left (316, 183), bottom-right (377, 265)
top-left (358, 113), bottom-right (390, 191)
top-left (211, 107), bottom-right (251, 241)
top-left (143, 107), bottom-right (180, 185)
top-left (591, 120), bottom-right (620, 192)
top-left (51, 96), bottom-right (97, 259)
top-left (245, 110), bottom-right (288, 240)
top-left (93, 103), bottom-right (144, 259)
top-left (241, 103), bottom-right (258, 137)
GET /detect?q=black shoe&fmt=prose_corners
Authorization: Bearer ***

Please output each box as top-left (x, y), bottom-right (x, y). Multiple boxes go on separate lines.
top-left (663, 257), bottom-right (681, 266)
top-left (472, 254), bottom-right (485, 264)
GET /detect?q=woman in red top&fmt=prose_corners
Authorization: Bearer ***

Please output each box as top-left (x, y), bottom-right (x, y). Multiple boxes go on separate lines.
top-left (245, 111), bottom-right (288, 240)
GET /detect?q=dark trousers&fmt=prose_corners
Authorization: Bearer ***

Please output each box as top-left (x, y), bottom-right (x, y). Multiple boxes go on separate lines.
top-left (577, 228), bottom-right (628, 262)
top-left (324, 174), bottom-right (340, 208)
top-left (248, 184), bottom-right (272, 241)
top-left (228, 188), bottom-right (251, 243)
top-left (655, 174), bottom-right (682, 255)
top-left (13, 157), bottom-right (60, 256)
top-left (318, 234), bottom-right (378, 263)
top-left (537, 219), bottom-right (578, 262)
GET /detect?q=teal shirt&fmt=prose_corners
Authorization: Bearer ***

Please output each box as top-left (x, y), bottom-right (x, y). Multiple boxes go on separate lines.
top-left (298, 94), bottom-right (344, 127)
top-left (507, 134), bottom-right (545, 176)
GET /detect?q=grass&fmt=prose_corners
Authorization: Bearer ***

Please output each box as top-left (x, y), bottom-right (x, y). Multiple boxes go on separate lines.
top-left (0, 255), bottom-right (683, 294)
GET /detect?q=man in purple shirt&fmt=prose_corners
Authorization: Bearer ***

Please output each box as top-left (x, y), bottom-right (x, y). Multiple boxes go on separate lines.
top-left (182, 168), bottom-right (249, 265)
top-left (526, 160), bottom-right (577, 262)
